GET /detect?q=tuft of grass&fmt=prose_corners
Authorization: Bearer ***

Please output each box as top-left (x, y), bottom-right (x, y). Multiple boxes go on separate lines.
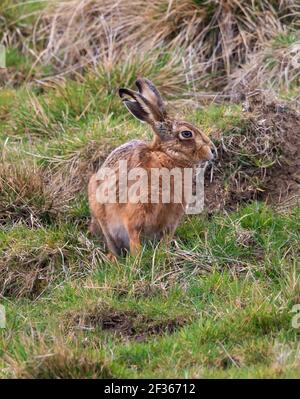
top-left (33, 0), bottom-right (300, 90)
top-left (3, 334), bottom-right (114, 379)
top-left (6, 51), bottom-right (190, 138)
top-left (0, 224), bottom-right (105, 299)
top-left (227, 32), bottom-right (300, 100)
top-left (0, 158), bottom-right (76, 226)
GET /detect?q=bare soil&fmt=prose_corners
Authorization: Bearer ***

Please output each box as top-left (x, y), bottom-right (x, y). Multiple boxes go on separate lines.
top-left (72, 307), bottom-right (188, 341)
top-left (205, 91), bottom-right (300, 211)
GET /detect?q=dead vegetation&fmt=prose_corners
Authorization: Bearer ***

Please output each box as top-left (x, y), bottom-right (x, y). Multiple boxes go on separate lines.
top-left (0, 229), bottom-right (105, 299)
top-left (17, 352), bottom-right (112, 379)
top-left (227, 33), bottom-right (300, 103)
top-left (4, 337), bottom-right (113, 378)
top-left (0, 243), bottom-right (66, 299)
top-left (1, 1), bottom-right (299, 97)
top-left (34, 0), bottom-right (299, 87)
top-left (46, 137), bottom-right (113, 194)
top-left (0, 160), bottom-right (75, 226)
top-left (205, 90), bottom-right (300, 212)
top-left (0, 127), bottom-right (115, 227)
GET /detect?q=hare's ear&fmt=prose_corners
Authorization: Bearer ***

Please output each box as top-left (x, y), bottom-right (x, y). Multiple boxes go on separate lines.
top-left (135, 78), bottom-right (166, 116)
top-left (119, 79), bottom-right (166, 124)
top-left (119, 88), bottom-right (152, 123)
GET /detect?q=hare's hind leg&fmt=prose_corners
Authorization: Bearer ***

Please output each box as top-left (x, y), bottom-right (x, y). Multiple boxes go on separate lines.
top-left (97, 216), bottom-right (130, 257)
top-left (105, 221), bottom-right (140, 256)
top-left (99, 221), bottom-right (122, 257)
top-left (89, 217), bottom-right (118, 261)
top-left (123, 208), bottom-right (143, 255)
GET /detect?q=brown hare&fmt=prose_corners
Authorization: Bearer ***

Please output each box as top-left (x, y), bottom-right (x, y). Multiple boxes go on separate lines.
top-left (88, 77), bottom-right (215, 257)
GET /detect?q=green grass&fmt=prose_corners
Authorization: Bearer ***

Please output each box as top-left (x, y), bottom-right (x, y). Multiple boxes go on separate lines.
top-left (272, 32), bottom-right (298, 49)
top-left (191, 104), bottom-right (248, 135)
top-left (1, 200), bottom-right (300, 377)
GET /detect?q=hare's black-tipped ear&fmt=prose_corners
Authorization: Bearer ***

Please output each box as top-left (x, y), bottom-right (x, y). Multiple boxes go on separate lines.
top-left (135, 78), bottom-right (166, 116)
top-left (119, 88), bottom-right (150, 123)
top-left (119, 84), bottom-right (172, 141)
top-left (119, 86), bottom-right (164, 124)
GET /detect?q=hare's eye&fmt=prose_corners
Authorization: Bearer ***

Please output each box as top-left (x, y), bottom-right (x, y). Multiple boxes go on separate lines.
top-left (179, 130), bottom-right (193, 139)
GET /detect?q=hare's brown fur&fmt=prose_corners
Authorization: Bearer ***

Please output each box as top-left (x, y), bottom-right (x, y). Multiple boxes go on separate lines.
top-left (88, 78), bottom-right (215, 256)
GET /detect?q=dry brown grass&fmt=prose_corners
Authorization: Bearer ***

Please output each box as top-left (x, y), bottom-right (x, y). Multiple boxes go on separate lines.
top-left (0, 159), bottom-right (75, 226)
top-left (4, 335), bottom-right (113, 378)
top-left (227, 33), bottom-right (300, 102)
top-left (32, 0), bottom-right (300, 90)
top-left (0, 232), bottom-right (106, 299)
top-left (0, 238), bottom-right (68, 299)
top-left (204, 90), bottom-right (300, 212)
top-left (2, 1), bottom-right (299, 96)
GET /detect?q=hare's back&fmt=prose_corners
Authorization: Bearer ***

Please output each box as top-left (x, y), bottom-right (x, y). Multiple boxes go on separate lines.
top-left (102, 140), bottom-right (148, 168)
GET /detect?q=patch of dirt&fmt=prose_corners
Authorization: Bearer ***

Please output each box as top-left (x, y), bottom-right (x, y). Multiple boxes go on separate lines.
top-left (205, 90), bottom-right (300, 211)
top-left (72, 307), bottom-right (188, 341)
